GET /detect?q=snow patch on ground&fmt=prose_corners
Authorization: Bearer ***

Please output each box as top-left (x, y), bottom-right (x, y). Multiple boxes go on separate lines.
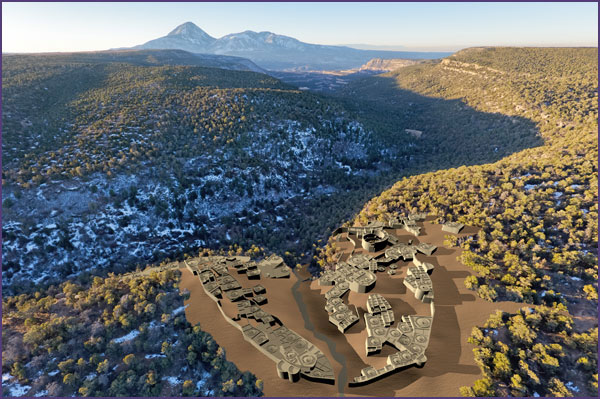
top-left (163, 376), bottom-right (182, 385)
top-left (145, 354), bottom-right (167, 359)
top-left (195, 370), bottom-right (213, 394)
top-left (6, 383), bottom-right (31, 397)
top-left (112, 329), bottom-right (140, 343)
top-left (565, 381), bottom-right (580, 393)
top-left (172, 304), bottom-right (189, 315)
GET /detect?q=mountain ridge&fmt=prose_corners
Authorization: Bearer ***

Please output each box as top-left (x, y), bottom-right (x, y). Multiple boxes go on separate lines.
top-left (130, 21), bottom-right (452, 70)
top-left (1, 49), bottom-right (266, 73)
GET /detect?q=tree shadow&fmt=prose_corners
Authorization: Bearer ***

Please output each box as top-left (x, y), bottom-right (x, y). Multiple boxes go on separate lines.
top-left (263, 70), bottom-right (543, 274)
top-left (429, 246), bottom-right (455, 256)
top-left (280, 71), bottom-right (542, 173)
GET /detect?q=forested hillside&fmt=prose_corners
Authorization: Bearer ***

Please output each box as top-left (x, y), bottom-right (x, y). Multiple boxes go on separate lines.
top-left (2, 50), bottom-right (538, 294)
top-left (1, 264), bottom-right (263, 397)
top-left (322, 47), bottom-right (598, 396)
top-left (1, 51), bottom-right (393, 291)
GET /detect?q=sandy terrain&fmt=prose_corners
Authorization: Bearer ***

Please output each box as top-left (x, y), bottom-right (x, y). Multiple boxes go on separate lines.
top-left (178, 217), bottom-right (525, 396)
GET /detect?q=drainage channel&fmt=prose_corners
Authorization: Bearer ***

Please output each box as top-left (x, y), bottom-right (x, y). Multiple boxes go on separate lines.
top-left (291, 269), bottom-right (347, 396)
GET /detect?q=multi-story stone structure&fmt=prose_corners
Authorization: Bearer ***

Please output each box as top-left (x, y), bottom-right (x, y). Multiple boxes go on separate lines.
top-left (185, 256), bottom-right (335, 384)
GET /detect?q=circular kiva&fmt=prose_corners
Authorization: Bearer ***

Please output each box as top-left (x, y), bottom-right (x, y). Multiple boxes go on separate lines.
top-left (401, 351), bottom-right (413, 360)
top-left (300, 354), bottom-right (317, 366)
top-left (391, 356), bottom-right (403, 366)
top-left (369, 317), bottom-right (381, 326)
top-left (335, 303), bottom-right (348, 312)
top-left (409, 344), bottom-right (422, 354)
top-left (366, 368), bottom-right (378, 377)
top-left (294, 340), bottom-right (308, 351)
top-left (415, 334), bottom-right (427, 343)
top-left (373, 327), bottom-right (386, 336)
top-left (335, 312), bottom-right (346, 320)
top-left (399, 323), bottom-right (413, 332)
top-left (330, 297), bottom-right (342, 305)
top-left (368, 336), bottom-right (381, 346)
top-left (284, 350), bottom-right (299, 362)
top-left (399, 335), bottom-right (412, 345)
top-left (338, 282), bottom-right (349, 290)
top-left (347, 255), bottom-right (368, 266)
top-left (389, 329), bottom-right (401, 338)
top-left (266, 344), bottom-right (278, 353)
top-left (415, 317), bottom-right (431, 328)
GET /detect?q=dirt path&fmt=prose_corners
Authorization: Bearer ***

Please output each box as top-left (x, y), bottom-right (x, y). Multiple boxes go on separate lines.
top-left (291, 269), bottom-right (348, 395)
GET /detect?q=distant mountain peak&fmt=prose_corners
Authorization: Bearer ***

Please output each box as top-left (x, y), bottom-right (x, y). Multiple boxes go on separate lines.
top-left (167, 22), bottom-right (215, 42)
top-left (133, 22), bottom-right (451, 70)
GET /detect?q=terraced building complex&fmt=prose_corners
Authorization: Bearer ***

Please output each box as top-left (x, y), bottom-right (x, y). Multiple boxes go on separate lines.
top-left (184, 256), bottom-right (335, 384)
top-left (318, 214), bottom-right (452, 386)
top-left (181, 215), bottom-right (472, 388)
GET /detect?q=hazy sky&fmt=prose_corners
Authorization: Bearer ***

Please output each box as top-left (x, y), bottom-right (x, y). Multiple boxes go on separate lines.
top-left (2, 2), bottom-right (598, 53)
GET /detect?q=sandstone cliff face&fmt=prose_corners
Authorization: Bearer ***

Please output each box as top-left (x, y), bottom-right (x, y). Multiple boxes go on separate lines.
top-left (358, 58), bottom-right (421, 72)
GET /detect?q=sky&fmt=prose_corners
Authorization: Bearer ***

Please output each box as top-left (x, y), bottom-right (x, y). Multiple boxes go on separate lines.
top-left (2, 2), bottom-right (598, 53)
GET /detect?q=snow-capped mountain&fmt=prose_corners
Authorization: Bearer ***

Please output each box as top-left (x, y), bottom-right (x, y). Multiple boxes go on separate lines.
top-left (168, 21), bottom-right (216, 43)
top-left (213, 30), bottom-right (335, 53)
top-left (132, 22), bottom-right (451, 71)
top-left (135, 22), bottom-right (216, 53)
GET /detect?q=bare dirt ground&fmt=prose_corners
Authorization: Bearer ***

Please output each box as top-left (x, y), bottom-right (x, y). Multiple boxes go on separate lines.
top-left (178, 217), bottom-right (526, 396)
top-left (179, 266), bottom-right (342, 397)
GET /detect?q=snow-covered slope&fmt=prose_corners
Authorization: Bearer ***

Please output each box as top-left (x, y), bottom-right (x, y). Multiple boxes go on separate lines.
top-left (135, 22), bottom-right (216, 53)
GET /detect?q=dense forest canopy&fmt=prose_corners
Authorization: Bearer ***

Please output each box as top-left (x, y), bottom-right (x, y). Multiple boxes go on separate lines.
top-left (1, 265), bottom-right (263, 397)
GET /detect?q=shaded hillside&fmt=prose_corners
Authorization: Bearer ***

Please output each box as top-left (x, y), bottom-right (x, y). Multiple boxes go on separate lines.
top-left (1, 264), bottom-right (263, 397)
top-left (319, 47), bottom-right (598, 396)
top-left (332, 73), bottom-right (543, 169)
